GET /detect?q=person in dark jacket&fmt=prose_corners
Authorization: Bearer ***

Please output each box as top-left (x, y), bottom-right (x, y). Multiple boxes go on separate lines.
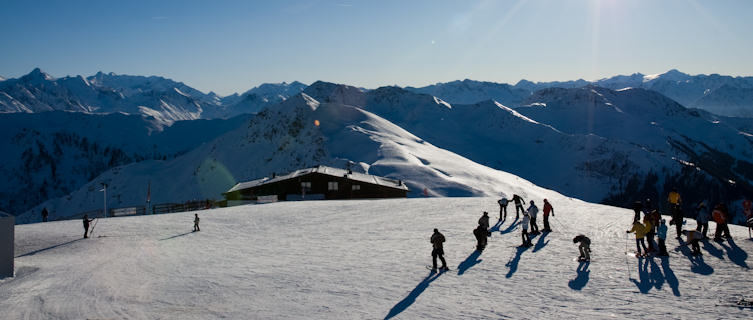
top-left (521, 213), bottom-right (532, 247)
top-left (668, 189), bottom-right (683, 239)
top-left (82, 214), bottom-right (95, 238)
top-left (478, 212), bottom-right (490, 231)
top-left (193, 214), bottom-right (200, 232)
top-left (573, 234), bottom-right (591, 261)
top-left (512, 194), bottom-right (526, 219)
top-left (632, 200), bottom-right (643, 223)
top-left (41, 207), bottom-right (49, 222)
top-left (430, 229), bottom-right (449, 271)
top-left (474, 223), bottom-right (487, 251)
top-left (498, 197), bottom-right (509, 220)
top-left (695, 201), bottom-right (709, 239)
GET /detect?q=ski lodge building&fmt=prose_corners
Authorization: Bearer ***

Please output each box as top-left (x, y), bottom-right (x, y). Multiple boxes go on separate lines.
top-left (223, 166), bottom-right (409, 202)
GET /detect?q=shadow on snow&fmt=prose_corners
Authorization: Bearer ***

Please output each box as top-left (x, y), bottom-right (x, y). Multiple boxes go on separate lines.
top-left (159, 231), bottom-right (195, 241)
top-left (16, 238), bottom-right (83, 258)
top-left (384, 271), bottom-right (443, 319)
top-left (457, 250), bottom-right (483, 276)
top-left (630, 256), bottom-right (681, 296)
top-left (568, 261), bottom-right (590, 290)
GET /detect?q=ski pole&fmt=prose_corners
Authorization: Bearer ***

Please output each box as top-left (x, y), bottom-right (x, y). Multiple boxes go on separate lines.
top-left (624, 232), bottom-right (631, 279)
top-left (89, 218), bottom-right (99, 238)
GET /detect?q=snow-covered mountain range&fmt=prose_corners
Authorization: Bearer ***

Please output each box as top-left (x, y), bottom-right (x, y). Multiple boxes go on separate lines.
top-left (0, 69), bottom-right (305, 125)
top-left (408, 70), bottom-right (753, 118)
top-left (3, 69), bottom-right (753, 224)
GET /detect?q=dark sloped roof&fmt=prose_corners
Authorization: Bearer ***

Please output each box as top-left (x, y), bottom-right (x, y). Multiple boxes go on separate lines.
top-left (226, 165), bottom-right (409, 193)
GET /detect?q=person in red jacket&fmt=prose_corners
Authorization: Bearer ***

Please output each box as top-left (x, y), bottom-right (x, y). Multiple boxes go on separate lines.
top-left (713, 203), bottom-right (731, 241)
top-left (542, 199), bottom-right (554, 232)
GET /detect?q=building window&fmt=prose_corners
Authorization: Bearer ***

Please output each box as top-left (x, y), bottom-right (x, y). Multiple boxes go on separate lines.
top-left (351, 184), bottom-right (360, 191)
top-left (328, 181), bottom-right (338, 191)
top-left (301, 182), bottom-right (311, 192)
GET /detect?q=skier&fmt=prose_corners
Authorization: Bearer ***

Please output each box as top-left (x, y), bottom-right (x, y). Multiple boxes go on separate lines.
top-left (643, 215), bottom-right (655, 253)
top-left (430, 229), bottom-right (449, 271)
top-left (657, 219), bottom-right (669, 256)
top-left (627, 220), bottom-right (648, 257)
top-left (695, 200), bottom-right (709, 239)
top-left (667, 188), bottom-right (683, 239)
top-left (527, 200), bottom-right (539, 234)
top-left (478, 212), bottom-right (490, 232)
top-left (193, 214), bottom-right (200, 232)
top-left (82, 214), bottom-right (95, 239)
top-left (642, 199), bottom-right (654, 222)
top-left (683, 229), bottom-right (702, 255)
top-left (542, 199), bottom-right (554, 232)
top-left (572, 234), bottom-right (591, 262)
top-left (632, 200), bottom-right (643, 223)
top-left (520, 212), bottom-right (532, 247)
top-left (512, 194), bottom-right (526, 219)
top-left (712, 203), bottom-right (731, 241)
top-left (498, 197), bottom-right (509, 220)
top-left (743, 199), bottom-right (753, 236)
top-left (473, 223), bottom-right (487, 251)
top-left (41, 207), bottom-right (49, 222)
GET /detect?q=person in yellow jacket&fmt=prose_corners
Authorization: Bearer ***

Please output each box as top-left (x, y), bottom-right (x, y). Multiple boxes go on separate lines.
top-left (667, 188), bottom-right (684, 239)
top-left (627, 220), bottom-right (649, 257)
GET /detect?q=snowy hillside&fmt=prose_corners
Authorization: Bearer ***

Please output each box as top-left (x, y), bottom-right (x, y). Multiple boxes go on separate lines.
top-left (405, 79), bottom-right (530, 105)
top-left (0, 111), bottom-right (251, 217)
top-left (221, 81), bottom-right (307, 117)
top-left (4, 197), bottom-right (753, 319)
top-left (17, 90), bottom-right (571, 222)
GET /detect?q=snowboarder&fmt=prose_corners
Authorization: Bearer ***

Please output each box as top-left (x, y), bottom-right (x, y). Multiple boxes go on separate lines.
top-left (82, 214), bottom-right (95, 239)
top-left (193, 214), bottom-right (200, 232)
top-left (542, 199), bottom-right (554, 232)
top-left (627, 220), bottom-right (648, 257)
top-left (498, 197), bottom-right (509, 220)
top-left (712, 203), bottom-right (731, 241)
top-left (473, 223), bottom-right (487, 251)
top-left (478, 212), bottom-right (490, 232)
top-left (512, 194), bottom-right (526, 219)
top-left (41, 207), bottom-right (48, 222)
top-left (632, 200), bottom-right (643, 223)
top-left (657, 219), bottom-right (669, 256)
top-left (743, 199), bottom-right (753, 236)
top-left (573, 234), bottom-right (591, 262)
top-left (430, 229), bottom-right (449, 271)
top-left (667, 188), bottom-right (683, 239)
top-left (521, 212), bottom-right (532, 247)
top-left (527, 200), bottom-right (539, 234)
top-left (695, 200), bottom-right (709, 239)
top-left (683, 229), bottom-right (702, 255)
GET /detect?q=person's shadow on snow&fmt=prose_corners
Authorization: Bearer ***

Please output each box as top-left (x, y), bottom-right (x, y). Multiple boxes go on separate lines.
top-left (701, 240), bottom-right (724, 259)
top-left (499, 218), bottom-right (519, 235)
top-left (457, 250), bottom-right (483, 276)
top-left (505, 245), bottom-right (529, 278)
top-left (630, 257), bottom-right (651, 293)
top-left (676, 240), bottom-right (714, 275)
top-left (568, 261), bottom-right (590, 290)
top-left (532, 231), bottom-right (549, 252)
top-left (489, 220), bottom-right (503, 234)
top-left (718, 238), bottom-right (749, 269)
top-left (384, 271), bottom-right (443, 319)
top-left (659, 256), bottom-right (680, 296)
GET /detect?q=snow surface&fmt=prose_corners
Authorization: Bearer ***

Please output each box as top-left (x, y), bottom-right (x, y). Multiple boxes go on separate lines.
top-left (3, 197), bottom-right (752, 319)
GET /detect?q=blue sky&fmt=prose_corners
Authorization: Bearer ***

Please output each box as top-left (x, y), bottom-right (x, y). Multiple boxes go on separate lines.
top-left (2, 0), bottom-right (752, 95)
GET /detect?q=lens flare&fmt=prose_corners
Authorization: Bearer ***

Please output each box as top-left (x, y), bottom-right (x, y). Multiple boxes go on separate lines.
top-left (314, 119), bottom-right (320, 126)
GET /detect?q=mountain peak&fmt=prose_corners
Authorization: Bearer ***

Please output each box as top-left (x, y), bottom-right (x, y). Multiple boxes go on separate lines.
top-left (22, 68), bottom-right (54, 82)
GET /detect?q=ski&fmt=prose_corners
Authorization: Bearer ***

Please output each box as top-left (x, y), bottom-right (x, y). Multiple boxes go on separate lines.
top-left (426, 265), bottom-right (451, 272)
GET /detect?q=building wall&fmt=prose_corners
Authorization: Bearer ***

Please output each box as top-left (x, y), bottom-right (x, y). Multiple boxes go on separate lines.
top-left (0, 214), bottom-right (14, 278)
top-left (227, 172), bottom-right (407, 200)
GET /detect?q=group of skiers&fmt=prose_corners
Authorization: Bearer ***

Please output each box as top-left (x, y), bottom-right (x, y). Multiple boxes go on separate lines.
top-left (627, 189), bottom-right (746, 258)
top-left (77, 213), bottom-right (201, 239)
top-left (430, 195), bottom-right (586, 272)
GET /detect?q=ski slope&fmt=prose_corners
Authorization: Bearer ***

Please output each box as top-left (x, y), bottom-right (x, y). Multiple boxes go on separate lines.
top-left (3, 197), bottom-right (752, 319)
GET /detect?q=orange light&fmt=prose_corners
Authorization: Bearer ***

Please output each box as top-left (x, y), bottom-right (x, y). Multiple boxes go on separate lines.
top-left (314, 120), bottom-right (320, 126)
